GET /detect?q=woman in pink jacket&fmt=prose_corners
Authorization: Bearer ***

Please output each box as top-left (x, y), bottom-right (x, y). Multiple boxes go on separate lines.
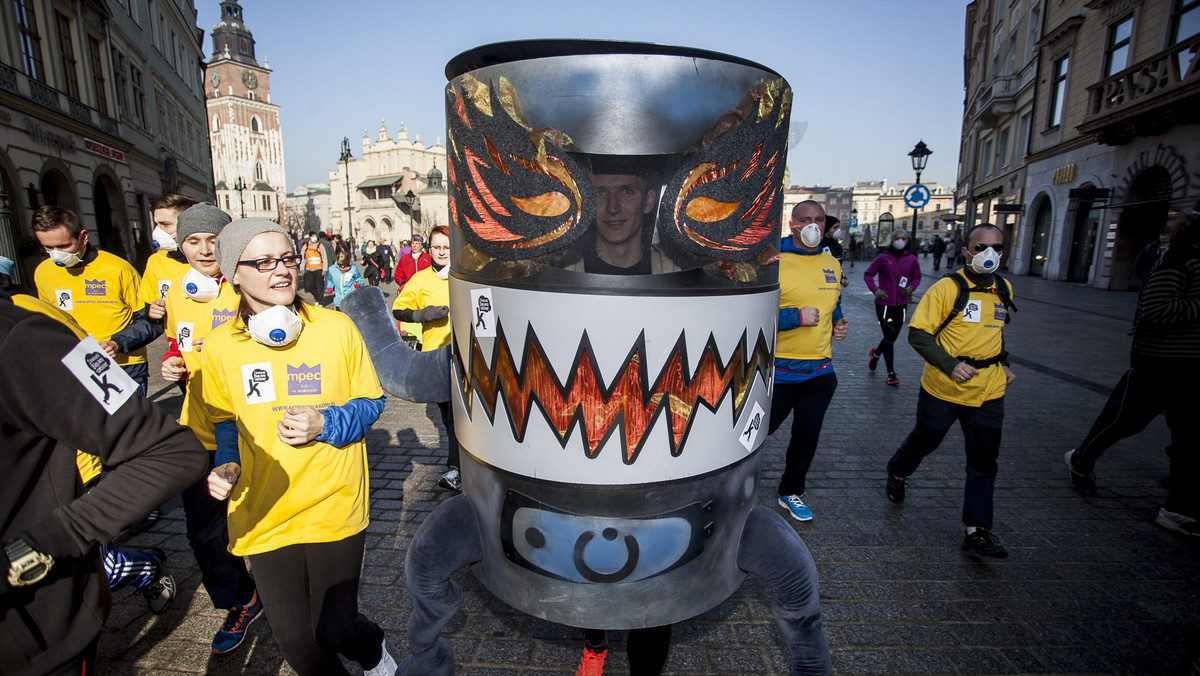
top-left (863, 229), bottom-right (922, 386)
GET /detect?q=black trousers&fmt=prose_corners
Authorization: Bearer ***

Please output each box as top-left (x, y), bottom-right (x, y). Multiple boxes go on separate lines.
top-left (889, 388), bottom-right (1004, 529)
top-left (302, 269), bottom-right (325, 301)
top-left (437, 401), bottom-right (460, 470)
top-left (180, 457), bottom-right (256, 608)
top-left (873, 304), bottom-right (908, 374)
top-left (768, 372), bottom-right (838, 497)
top-left (1074, 359), bottom-right (1200, 518)
top-left (248, 531), bottom-right (384, 676)
top-left (583, 626), bottom-right (672, 675)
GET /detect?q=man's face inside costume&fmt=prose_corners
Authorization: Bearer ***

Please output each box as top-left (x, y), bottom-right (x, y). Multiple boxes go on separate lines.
top-left (592, 173), bottom-right (655, 249)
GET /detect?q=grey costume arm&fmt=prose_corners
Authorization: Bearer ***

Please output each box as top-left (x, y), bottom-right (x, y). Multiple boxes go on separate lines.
top-left (341, 286), bottom-right (451, 403)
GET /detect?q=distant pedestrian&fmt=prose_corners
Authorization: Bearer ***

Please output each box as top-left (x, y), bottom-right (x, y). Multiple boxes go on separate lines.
top-left (931, 234), bottom-right (947, 271)
top-left (848, 234), bottom-right (858, 268)
top-left (362, 241), bottom-right (386, 287)
top-left (378, 239), bottom-right (395, 280)
top-left (950, 232), bottom-right (964, 267)
top-left (1065, 206), bottom-right (1200, 538)
top-left (884, 223), bottom-right (1017, 559)
top-left (394, 235), bottom-right (431, 288)
top-left (864, 228), bottom-right (922, 386)
top-left (326, 249), bottom-right (365, 310)
top-left (300, 232), bottom-right (329, 301)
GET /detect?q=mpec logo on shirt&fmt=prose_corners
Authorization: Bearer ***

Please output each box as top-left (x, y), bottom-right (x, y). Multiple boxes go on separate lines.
top-left (212, 307), bottom-right (237, 329)
top-left (823, 268), bottom-right (837, 284)
top-left (84, 279), bottom-right (106, 296)
top-left (287, 363), bottom-right (322, 396)
top-left (993, 302), bottom-right (1008, 322)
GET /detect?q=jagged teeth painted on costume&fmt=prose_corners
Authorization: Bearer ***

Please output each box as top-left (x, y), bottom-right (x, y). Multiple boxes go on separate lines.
top-left (458, 323), bottom-right (773, 464)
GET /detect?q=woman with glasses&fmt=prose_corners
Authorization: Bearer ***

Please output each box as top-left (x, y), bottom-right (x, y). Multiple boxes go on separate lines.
top-left (199, 218), bottom-right (397, 676)
top-left (391, 225), bottom-right (460, 490)
top-left (863, 228), bottom-right (923, 386)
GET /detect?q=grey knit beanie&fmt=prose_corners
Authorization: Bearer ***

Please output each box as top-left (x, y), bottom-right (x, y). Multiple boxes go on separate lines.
top-left (216, 217), bottom-right (292, 281)
top-left (176, 203), bottom-right (232, 243)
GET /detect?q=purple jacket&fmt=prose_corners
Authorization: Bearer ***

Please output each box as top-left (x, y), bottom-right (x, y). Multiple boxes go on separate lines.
top-left (864, 247), bottom-right (922, 306)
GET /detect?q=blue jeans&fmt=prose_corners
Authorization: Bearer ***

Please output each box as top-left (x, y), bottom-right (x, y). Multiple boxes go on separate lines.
top-left (888, 388), bottom-right (1004, 529)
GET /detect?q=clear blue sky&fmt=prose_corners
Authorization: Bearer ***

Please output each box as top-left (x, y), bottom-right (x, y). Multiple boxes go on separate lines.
top-left (197, 0), bottom-right (969, 191)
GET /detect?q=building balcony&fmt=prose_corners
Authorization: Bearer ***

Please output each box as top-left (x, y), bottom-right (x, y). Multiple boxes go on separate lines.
top-left (0, 62), bottom-right (122, 140)
top-left (971, 60), bottom-right (1036, 126)
top-left (1079, 33), bottom-right (1200, 145)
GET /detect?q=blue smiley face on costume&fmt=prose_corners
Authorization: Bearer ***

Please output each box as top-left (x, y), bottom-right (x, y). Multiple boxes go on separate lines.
top-left (500, 490), bottom-right (712, 584)
top-left (269, 328), bottom-right (287, 343)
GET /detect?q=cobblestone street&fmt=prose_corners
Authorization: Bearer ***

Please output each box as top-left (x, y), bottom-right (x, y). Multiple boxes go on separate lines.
top-left (97, 271), bottom-right (1200, 675)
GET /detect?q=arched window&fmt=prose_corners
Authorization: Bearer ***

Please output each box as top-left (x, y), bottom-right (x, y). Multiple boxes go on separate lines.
top-left (254, 161), bottom-right (264, 181)
top-left (211, 114), bottom-right (219, 131)
top-left (250, 115), bottom-right (260, 132)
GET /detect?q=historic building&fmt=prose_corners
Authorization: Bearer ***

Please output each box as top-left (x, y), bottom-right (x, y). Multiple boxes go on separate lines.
top-left (205, 0), bottom-right (284, 222)
top-left (960, 0), bottom-right (1199, 289)
top-left (284, 182), bottom-right (330, 235)
top-left (879, 182), bottom-right (958, 247)
top-left (1, 0), bottom-right (212, 283)
top-left (328, 120), bottom-right (448, 245)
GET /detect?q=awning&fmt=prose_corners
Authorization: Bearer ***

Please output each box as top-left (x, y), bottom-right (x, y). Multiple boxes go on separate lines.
top-left (356, 173), bottom-right (407, 190)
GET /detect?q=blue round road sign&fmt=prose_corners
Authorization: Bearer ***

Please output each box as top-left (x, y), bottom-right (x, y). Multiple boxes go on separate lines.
top-left (904, 184), bottom-right (931, 209)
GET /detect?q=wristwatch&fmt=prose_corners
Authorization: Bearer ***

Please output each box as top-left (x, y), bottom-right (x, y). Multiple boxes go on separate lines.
top-left (5, 538), bottom-right (53, 587)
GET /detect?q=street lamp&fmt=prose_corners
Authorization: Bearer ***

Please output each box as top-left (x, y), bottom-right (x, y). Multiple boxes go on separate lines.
top-left (849, 208), bottom-right (858, 264)
top-left (340, 137), bottom-right (353, 239)
top-left (908, 140), bottom-right (932, 243)
top-left (232, 177), bottom-right (247, 218)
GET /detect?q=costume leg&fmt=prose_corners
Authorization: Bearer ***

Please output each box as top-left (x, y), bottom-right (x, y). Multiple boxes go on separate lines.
top-left (1073, 366), bottom-right (1166, 474)
top-left (397, 495), bottom-right (483, 676)
top-left (959, 397), bottom-right (1004, 530)
top-left (627, 625), bottom-right (672, 676)
top-left (737, 506), bottom-right (830, 675)
top-left (774, 374), bottom-right (837, 497)
top-left (180, 467), bottom-right (255, 608)
top-left (888, 388), bottom-right (955, 478)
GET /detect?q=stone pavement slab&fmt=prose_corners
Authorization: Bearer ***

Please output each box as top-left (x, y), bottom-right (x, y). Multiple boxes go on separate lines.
top-left (96, 267), bottom-right (1199, 675)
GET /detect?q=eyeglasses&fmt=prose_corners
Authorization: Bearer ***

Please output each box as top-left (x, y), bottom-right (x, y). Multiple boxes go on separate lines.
top-left (237, 255), bottom-right (303, 272)
top-left (971, 243), bottom-right (1004, 253)
top-left (430, 245), bottom-right (450, 252)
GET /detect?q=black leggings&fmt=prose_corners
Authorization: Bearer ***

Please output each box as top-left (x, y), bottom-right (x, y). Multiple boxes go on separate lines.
top-left (247, 531), bottom-right (384, 676)
top-left (583, 625), bottom-right (672, 675)
top-left (874, 304), bottom-right (908, 373)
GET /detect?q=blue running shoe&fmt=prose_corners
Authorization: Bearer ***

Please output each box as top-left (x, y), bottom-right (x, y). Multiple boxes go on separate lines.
top-left (778, 494), bottom-right (813, 521)
top-left (212, 590), bottom-right (263, 654)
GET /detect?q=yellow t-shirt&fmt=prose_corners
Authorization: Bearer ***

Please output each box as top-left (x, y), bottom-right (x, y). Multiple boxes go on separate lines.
top-left (392, 267), bottom-right (450, 351)
top-left (139, 250), bottom-right (192, 306)
top-left (10, 294), bottom-right (102, 483)
top-left (909, 270), bottom-right (1012, 406)
top-left (200, 306), bottom-right (384, 556)
top-left (165, 280), bottom-right (240, 450)
top-left (34, 250), bottom-right (146, 366)
top-left (776, 251), bottom-right (842, 360)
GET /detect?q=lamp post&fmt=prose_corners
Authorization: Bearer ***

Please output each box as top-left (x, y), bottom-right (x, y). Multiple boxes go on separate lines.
top-left (340, 137), bottom-right (353, 239)
top-left (404, 189), bottom-right (418, 240)
top-left (232, 177), bottom-right (247, 218)
top-left (908, 140), bottom-right (932, 244)
top-left (849, 207), bottom-right (858, 264)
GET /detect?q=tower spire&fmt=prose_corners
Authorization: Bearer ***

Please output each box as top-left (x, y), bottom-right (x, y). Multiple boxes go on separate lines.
top-left (211, 0), bottom-right (258, 66)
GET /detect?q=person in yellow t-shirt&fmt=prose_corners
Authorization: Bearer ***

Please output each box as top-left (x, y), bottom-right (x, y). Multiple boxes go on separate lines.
top-left (202, 218), bottom-right (397, 676)
top-left (392, 225), bottom-right (459, 491)
top-left (151, 203), bottom-right (265, 654)
top-left (32, 206), bottom-right (158, 393)
top-left (885, 223), bottom-right (1017, 560)
top-left (140, 194), bottom-right (198, 319)
top-left (767, 201), bottom-right (850, 524)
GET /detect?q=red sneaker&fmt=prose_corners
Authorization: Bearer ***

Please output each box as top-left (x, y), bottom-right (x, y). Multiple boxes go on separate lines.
top-left (886, 373), bottom-right (900, 386)
top-left (576, 646), bottom-right (607, 676)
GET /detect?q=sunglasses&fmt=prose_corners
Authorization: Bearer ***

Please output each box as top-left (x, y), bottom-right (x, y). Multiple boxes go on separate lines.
top-left (971, 243), bottom-right (1004, 253)
top-left (237, 255), bottom-right (303, 272)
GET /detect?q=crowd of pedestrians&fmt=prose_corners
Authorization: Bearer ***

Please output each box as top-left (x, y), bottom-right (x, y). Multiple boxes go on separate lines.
top-left (2, 193), bottom-right (1196, 676)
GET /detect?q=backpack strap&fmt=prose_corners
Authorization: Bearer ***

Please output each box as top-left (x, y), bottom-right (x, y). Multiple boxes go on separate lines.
top-left (932, 273), bottom-right (970, 338)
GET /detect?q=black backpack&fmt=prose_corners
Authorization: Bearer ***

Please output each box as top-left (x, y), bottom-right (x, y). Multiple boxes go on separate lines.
top-left (931, 271), bottom-right (1017, 338)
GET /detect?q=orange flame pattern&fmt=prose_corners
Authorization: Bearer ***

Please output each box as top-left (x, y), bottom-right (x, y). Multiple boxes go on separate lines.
top-left (460, 324), bottom-right (774, 464)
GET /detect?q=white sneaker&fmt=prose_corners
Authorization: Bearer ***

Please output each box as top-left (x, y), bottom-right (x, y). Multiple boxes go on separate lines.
top-left (364, 640), bottom-right (398, 676)
top-left (1155, 508), bottom-right (1200, 538)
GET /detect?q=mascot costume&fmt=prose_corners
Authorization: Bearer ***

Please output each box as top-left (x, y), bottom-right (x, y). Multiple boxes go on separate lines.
top-left (344, 40), bottom-right (830, 675)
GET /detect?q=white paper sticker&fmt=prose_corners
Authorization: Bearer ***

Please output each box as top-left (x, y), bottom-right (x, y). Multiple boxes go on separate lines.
top-left (962, 299), bottom-right (982, 323)
top-left (470, 288), bottom-right (496, 338)
top-left (241, 362), bottom-right (276, 404)
top-left (899, 276), bottom-right (909, 288)
top-left (739, 401), bottom-right (767, 452)
top-left (177, 321), bottom-right (195, 352)
top-left (62, 336), bottom-right (138, 414)
top-left (55, 289), bottom-right (73, 311)
top-left (158, 280), bottom-right (171, 299)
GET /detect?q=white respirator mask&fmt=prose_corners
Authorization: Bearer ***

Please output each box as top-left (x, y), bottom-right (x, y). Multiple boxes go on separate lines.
top-left (152, 227), bottom-right (178, 251)
top-left (47, 249), bottom-right (82, 268)
top-left (246, 304), bottom-right (303, 347)
top-left (181, 268), bottom-right (220, 302)
top-left (968, 246), bottom-right (1002, 274)
top-left (799, 223), bottom-right (823, 248)
top-left (892, 239), bottom-right (907, 251)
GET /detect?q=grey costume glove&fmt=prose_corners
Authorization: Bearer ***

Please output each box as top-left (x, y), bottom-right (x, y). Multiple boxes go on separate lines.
top-left (412, 306), bottom-right (450, 323)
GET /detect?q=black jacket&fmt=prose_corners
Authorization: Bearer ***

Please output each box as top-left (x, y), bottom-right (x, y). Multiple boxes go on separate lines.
top-left (0, 294), bottom-right (207, 675)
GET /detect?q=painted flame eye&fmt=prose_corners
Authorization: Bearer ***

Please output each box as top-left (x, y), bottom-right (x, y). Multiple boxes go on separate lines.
top-left (685, 197), bottom-right (741, 223)
top-left (512, 192), bottom-right (571, 218)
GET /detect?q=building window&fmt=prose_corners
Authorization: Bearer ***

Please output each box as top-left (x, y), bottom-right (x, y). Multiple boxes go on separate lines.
top-left (87, 36), bottom-right (106, 114)
top-left (211, 114), bottom-right (220, 131)
top-left (131, 65), bottom-right (146, 127)
top-left (254, 161), bottom-right (264, 181)
top-left (15, 0), bottom-right (45, 82)
top-left (1048, 56), bottom-right (1069, 128)
top-left (981, 139), bottom-right (993, 177)
top-left (998, 127), bottom-right (1010, 170)
top-left (111, 49), bottom-right (128, 115)
top-left (1105, 16), bottom-right (1134, 77)
top-left (251, 116), bottom-right (261, 132)
top-left (1172, 0), bottom-right (1200, 74)
top-left (55, 12), bottom-right (79, 99)
top-left (224, 195), bottom-right (230, 211)
top-left (1016, 112), bottom-right (1032, 161)
top-left (262, 194), bottom-right (271, 211)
